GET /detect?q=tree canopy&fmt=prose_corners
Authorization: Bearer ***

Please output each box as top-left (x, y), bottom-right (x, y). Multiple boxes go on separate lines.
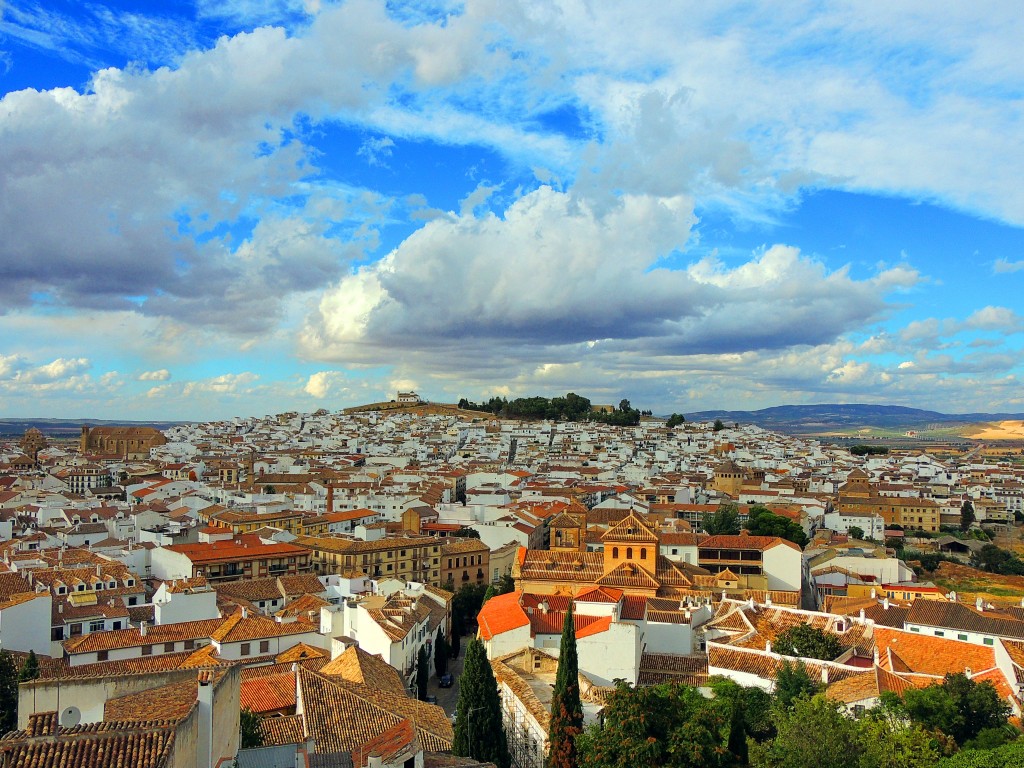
top-left (771, 624), bottom-right (843, 661)
top-left (577, 681), bottom-right (730, 768)
top-left (893, 673), bottom-right (1011, 748)
top-left (773, 659), bottom-right (823, 709)
top-left (666, 413), bottom-right (686, 428)
top-left (702, 502), bottom-right (741, 536)
top-left (745, 505), bottom-right (808, 548)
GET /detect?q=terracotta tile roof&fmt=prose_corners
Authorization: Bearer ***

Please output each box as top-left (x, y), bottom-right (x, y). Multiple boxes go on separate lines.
top-left (211, 610), bottom-right (318, 643)
top-left (620, 595), bottom-right (648, 620)
top-left (477, 591), bottom-right (530, 641)
top-left (352, 717), bottom-right (418, 767)
top-left (575, 586), bottom-right (623, 604)
top-left (907, 600), bottom-right (1024, 640)
top-left (63, 618), bottom-right (224, 654)
top-left (165, 537), bottom-right (309, 564)
top-left (0, 717), bottom-right (178, 768)
top-left (638, 653), bottom-right (708, 686)
top-left (596, 561), bottom-right (661, 590)
top-left (516, 550), bottom-right (605, 582)
top-left (700, 533), bottom-right (801, 552)
top-left (296, 666), bottom-right (452, 755)
top-left (104, 675), bottom-right (212, 721)
top-left (708, 642), bottom-right (864, 686)
top-left (600, 510), bottom-right (659, 542)
top-left (257, 714), bottom-right (307, 746)
top-left (873, 627), bottom-right (997, 676)
top-left (319, 645), bottom-right (406, 695)
top-left (241, 670), bottom-right (297, 713)
top-left (275, 642), bottom-right (328, 664)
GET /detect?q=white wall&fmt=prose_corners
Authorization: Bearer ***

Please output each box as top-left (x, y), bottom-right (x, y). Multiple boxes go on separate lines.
top-left (0, 593), bottom-right (51, 655)
top-left (762, 544), bottom-right (802, 592)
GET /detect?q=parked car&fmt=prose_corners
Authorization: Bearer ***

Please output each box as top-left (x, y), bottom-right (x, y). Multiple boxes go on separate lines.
top-left (439, 674), bottom-right (454, 688)
top-left (425, 695), bottom-right (438, 704)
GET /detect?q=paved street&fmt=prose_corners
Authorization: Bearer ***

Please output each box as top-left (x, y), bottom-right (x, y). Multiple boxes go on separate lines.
top-left (427, 637), bottom-right (466, 716)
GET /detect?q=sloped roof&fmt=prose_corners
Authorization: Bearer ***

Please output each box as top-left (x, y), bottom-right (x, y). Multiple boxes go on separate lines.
top-left (477, 591), bottom-right (531, 641)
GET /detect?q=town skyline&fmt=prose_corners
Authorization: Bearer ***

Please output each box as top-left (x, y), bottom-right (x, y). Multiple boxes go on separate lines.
top-left (2, 2), bottom-right (1024, 421)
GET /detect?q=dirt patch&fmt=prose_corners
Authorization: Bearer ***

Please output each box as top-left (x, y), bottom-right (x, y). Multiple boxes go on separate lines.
top-left (927, 561), bottom-right (1024, 601)
top-left (966, 420), bottom-right (1024, 440)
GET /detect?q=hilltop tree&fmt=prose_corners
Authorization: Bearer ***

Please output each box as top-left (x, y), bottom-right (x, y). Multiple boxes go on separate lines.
top-left (702, 502), bottom-right (741, 536)
top-left (666, 413), bottom-right (685, 428)
top-left (960, 499), bottom-right (976, 532)
top-left (713, 418), bottom-right (726, 432)
top-left (452, 639), bottom-right (510, 768)
top-left (548, 605), bottom-right (583, 768)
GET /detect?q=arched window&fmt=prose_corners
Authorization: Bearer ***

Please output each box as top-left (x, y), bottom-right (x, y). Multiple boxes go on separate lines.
top-left (612, 547), bottom-right (619, 558)
top-left (640, 548), bottom-right (647, 560)
top-left (627, 547), bottom-right (633, 559)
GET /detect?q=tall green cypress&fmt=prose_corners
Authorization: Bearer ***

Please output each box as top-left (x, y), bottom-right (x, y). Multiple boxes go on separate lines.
top-left (416, 645), bottom-right (430, 700)
top-left (548, 605), bottom-right (583, 768)
top-left (0, 650), bottom-right (19, 735)
top-left (452, 639), bottom-right (510, 768)
top-left (434, 629), bottom-right (449, 678)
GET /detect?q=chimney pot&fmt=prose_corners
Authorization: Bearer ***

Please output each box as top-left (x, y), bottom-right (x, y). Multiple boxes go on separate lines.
top-left (140, 621), bottom-right (147, 636)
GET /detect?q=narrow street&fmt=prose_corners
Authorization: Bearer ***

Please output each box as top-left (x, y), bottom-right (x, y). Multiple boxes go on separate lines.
top-left (426, 638), bottom-right (466, 717)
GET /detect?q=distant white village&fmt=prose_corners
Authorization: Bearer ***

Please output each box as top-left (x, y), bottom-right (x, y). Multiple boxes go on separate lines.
top-left (2, 398), bottom-right (1024, 767)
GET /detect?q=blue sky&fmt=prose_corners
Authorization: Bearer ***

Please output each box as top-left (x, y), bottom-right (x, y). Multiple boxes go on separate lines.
top-left (1, 0), bottom-right (1023, 420)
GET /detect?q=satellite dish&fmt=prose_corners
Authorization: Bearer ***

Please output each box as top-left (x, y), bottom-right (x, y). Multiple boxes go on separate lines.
top-left (59, 706), bottom-right (81, 728)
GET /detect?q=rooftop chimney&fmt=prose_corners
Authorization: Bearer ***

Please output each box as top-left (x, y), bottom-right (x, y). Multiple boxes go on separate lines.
top-left (140, 621), bottom-right (147, 636)
top-left (976, 596), bottom-right (984, 612)
top-left (883, 597), bottom-right (889, 610)
top-left (197, 671), bottom-right (214, 768)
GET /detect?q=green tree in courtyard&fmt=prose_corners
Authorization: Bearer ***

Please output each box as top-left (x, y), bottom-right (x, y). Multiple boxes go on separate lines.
top-left (772, 659), bottom-right (823, 709)
top-left (548, 605), bottom-right (583, 768)
top-left (239, 707), bottom-right (264, 749)
top-left (577, 681), bottom-right (729, 768)
top-left (452, 639), bottom-right (510, 768)
top-left (18, 649), bottom-right (39, 682)
top-left (771, 624), bottom-right (842, 661)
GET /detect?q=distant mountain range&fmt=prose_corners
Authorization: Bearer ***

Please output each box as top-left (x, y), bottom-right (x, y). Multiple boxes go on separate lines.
top-left (0, 418), bottom-right (181, 437)
top-left (682, 404), bottom-right (1024, 433)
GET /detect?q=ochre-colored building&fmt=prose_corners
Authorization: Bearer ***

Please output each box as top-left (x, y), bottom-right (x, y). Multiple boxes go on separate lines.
top-left (80, 425), bottom-right (167, 459)
top-left (837, 470), bottom-right (941, 532)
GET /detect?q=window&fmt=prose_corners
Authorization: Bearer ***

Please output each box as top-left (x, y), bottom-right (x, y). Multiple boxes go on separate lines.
top-left (935, 630), bottom-right (945, 637)
top-left (909, 626), bottom-right (920, 633)
top-left (128, 596), bottom-right (138, 606)
top-left (612, 547), bottom-right (619, 558)
top-left (164, 642), bottom-right (175, 652)
top-left (185, 639), bottom-right (195, 650)
top-left (142, 645), bottom-right (152, 656)
top-left (51, 627), bottom-right (65, 641)
top-left (97, 650), bottom-right (108, 661)
top-left (640, 549), bottom-right (647, 560)
top-left (241, 643), bottom-right (251, 656)
top-left (958, 634), bottom-right (968, 641)
top-left (627, 547), bottom-right (633, 559)
top-left (260, 640), bottom-right (270, 653)
top-left (984, 637), bottom-right (995, 646)
top-left (70, 623), bottom-right (82, 636)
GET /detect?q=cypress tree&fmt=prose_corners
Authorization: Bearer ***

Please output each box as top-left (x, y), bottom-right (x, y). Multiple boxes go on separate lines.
top-left (416, 645), bottom-right (429, 700)
top-left (548, 605), bottom-right (583, 768)
top-left (18, 650), bottom-right (39, 682)
top-left (0, 650), bottom-right (18, 735)
top-left (434, 630), bottom-right (449, 678)
top-left (452, 639), bottom-right (510, 768)
top-left (482, 584), bottom-right (496, 605)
